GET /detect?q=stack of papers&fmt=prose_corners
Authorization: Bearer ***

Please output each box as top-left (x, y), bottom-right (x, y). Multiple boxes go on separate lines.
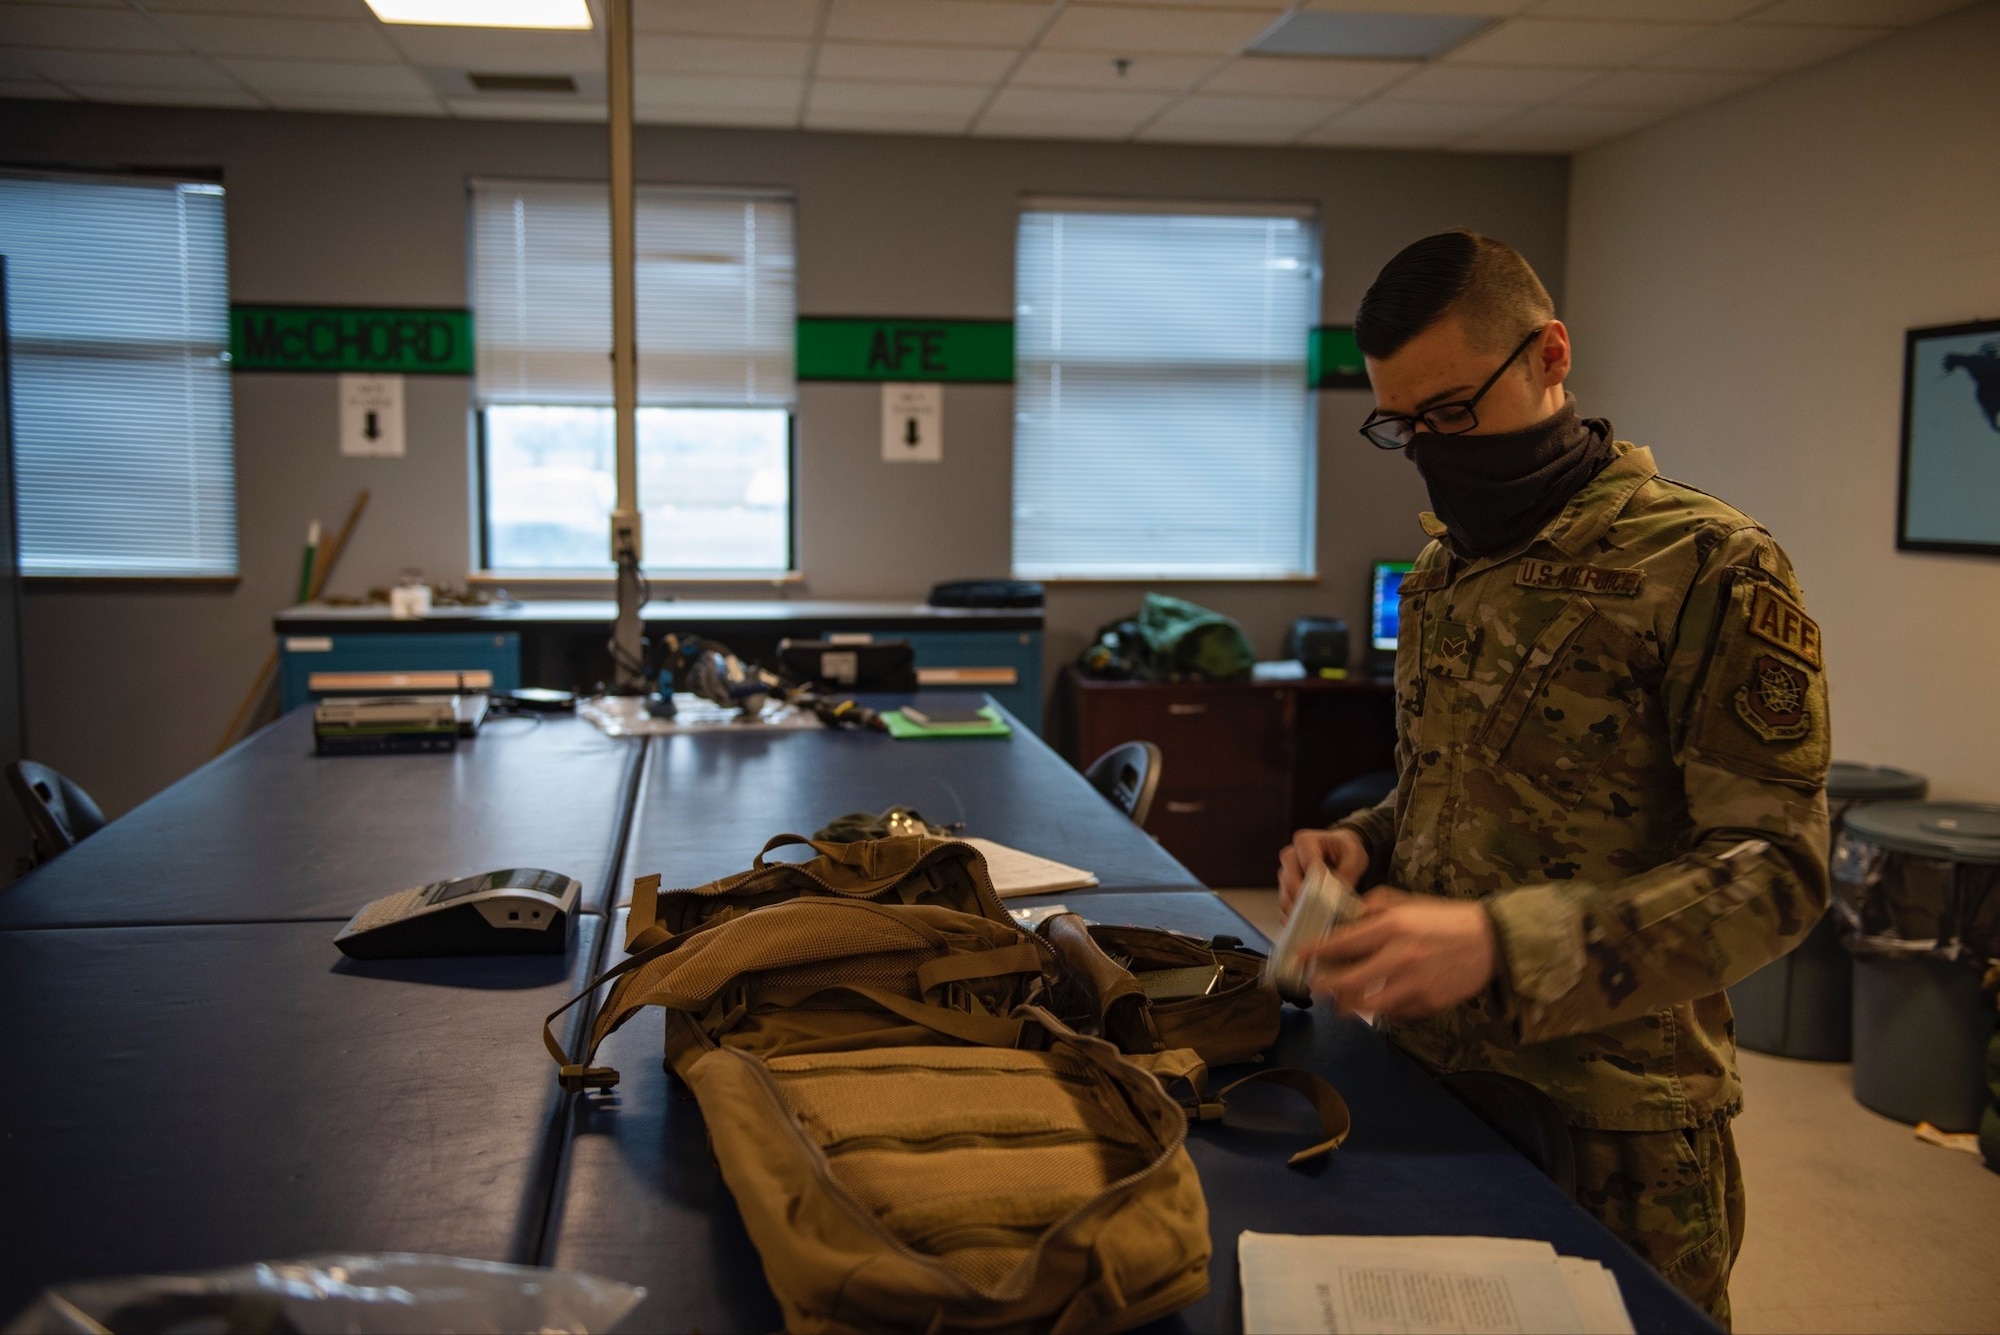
top-left (959, 838), bottom-right (1098, 897)
top-left (1240, 1233), bottom-right (1635, 1335)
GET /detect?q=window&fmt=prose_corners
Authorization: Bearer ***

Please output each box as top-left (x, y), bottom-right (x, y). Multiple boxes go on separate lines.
top-left (472, 180), bottom-right (795, 573)
top-left (1013, 202), bottom-right (1319, 579)
top-left (0, 172), bottom-right (236, 578)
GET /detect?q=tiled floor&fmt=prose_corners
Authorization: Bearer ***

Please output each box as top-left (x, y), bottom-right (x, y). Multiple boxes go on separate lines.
top-left (1214, 888), bottom-right (2000, 1334)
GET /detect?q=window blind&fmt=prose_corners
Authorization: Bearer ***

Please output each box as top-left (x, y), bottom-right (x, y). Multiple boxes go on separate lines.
top-left (472, 179), bottom-right (795, 407)
top-left (1013, 207), bottom-right (1318, 579)
top-left (0, 173), bottom-right (236, 578)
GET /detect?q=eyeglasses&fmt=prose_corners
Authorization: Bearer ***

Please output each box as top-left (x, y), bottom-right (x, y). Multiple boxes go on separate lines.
top-left (1358, 325), bottom-right (1546, 451)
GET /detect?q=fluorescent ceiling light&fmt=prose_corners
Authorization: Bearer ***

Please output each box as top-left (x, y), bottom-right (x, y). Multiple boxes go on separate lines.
top-left (365, 0), bottom-right (593, 29)
top-left (1249, 12), bottom-right (1492, 60)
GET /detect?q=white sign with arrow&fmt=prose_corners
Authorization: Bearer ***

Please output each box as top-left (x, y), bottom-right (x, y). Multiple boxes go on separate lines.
top-left (881, 382), bottom-right (942, 463)
top-left (339, 373), bottom-right (405, 458)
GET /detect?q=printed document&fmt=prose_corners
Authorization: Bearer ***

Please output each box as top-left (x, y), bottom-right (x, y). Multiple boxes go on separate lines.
top-left (960, 838), bottom-right (1099, 896)
top-left (1240, 1233), bottom-right (1634, 1335)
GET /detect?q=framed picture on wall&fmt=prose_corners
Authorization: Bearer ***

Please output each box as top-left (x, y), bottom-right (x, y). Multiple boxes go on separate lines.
top-left (1899, 317), bottom-right (2000, 554)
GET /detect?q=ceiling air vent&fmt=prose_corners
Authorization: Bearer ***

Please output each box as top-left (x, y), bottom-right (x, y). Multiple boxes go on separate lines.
top-left (467, 73), bottom-right (578, 94)
top-left (1248, 12), bottom-right (1492, 60)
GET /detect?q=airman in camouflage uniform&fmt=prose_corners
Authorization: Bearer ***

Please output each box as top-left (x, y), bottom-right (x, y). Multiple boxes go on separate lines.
top-left (1281, 231), bottom-right (1831, 1329)
top-left (1334, 441), bottom-right (1829, 1324)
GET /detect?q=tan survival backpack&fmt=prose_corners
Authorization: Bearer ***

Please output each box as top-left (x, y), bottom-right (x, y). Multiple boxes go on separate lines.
top-left (545, 836), bottom-right (1347, 1333)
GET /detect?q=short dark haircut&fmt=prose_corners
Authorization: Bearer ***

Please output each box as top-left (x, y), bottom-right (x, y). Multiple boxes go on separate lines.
top-left (1354, 229), bottom-right (1553, 360)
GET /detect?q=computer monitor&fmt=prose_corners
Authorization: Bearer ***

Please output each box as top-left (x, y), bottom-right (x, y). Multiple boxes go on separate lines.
top-left (1370, 560), bottom-right (1415, 653)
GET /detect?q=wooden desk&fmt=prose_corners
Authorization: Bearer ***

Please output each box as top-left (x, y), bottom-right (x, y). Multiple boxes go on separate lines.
top-left (1056, 666), bottom-right (1396, 886)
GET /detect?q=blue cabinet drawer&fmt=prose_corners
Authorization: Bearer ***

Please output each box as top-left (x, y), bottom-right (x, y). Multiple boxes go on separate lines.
top-left (278, 632), bottom-right (522, 711)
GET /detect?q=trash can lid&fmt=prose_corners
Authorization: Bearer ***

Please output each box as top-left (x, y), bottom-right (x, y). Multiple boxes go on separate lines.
top-left (1827, 762), bottom-right (1928, 802)
top-left (1843, 802), bottom-right (2000, 864)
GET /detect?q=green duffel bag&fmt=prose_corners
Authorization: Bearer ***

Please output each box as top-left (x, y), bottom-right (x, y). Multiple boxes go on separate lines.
top-left (1136, 593), bottom-right (1255, 682)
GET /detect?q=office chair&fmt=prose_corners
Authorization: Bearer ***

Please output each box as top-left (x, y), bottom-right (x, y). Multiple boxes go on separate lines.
top-left (1082, 740), bottom-right (1163, 828)
top-left (7, 760), bottom-right (107, 866)
top-left (1438, 1069), bottom-right (1577, 1197)
top-left (1319, 770), bottom-right (1397, 824)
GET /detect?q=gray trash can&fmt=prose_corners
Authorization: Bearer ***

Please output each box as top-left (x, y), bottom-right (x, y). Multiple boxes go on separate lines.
top-left (1836, 801), bottom-right (2000, 1132)
top-left (1729, 762), bottom-right (1927, 1060)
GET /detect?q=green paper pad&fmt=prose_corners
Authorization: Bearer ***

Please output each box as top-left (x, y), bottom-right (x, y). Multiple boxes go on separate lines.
top-left (882, 706), bottom-right (1012, 739)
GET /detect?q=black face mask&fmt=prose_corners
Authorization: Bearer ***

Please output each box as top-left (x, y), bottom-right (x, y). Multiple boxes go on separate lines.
top-left (1406, 400), bottom-right (1615, 557)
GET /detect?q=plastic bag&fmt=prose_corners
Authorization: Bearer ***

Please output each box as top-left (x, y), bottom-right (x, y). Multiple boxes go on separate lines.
top-left (6, 1253), bottom-right (644, 1334)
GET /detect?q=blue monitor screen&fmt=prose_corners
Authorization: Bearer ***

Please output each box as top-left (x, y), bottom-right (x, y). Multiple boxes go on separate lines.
top-left (1371, 561), bottom-right (1414, 652)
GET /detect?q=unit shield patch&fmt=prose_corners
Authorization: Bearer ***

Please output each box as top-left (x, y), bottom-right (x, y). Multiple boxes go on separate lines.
top-left (1734, 653), bottom-right (1812, 742)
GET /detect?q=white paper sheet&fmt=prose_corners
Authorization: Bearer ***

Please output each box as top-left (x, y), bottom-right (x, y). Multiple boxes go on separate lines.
top-left (959, 837), bottom-right (1099, 896)
top-left (1240, 1233), bottom-right (1634, 1335)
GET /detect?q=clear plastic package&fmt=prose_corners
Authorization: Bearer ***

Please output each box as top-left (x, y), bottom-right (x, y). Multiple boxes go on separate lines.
top-left (6, 1253), bottom-right (644, 1335)
top-left (1263, 860), bottom-right (1365, 1006)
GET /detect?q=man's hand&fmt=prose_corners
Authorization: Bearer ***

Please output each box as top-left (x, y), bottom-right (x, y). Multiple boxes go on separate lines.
top-left (1302, 888), bottom-right (1500, 1021)
top-left (1278, 827), bottom-right (1369, 922)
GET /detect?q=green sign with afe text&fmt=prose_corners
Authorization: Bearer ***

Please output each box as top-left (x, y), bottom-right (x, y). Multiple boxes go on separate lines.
top-left (796, 317), bottom-right (1014, 383)
top-left (1308, 325), bottom-right (1368, 390)
top-left (229, 305), bottom-right (474, 375)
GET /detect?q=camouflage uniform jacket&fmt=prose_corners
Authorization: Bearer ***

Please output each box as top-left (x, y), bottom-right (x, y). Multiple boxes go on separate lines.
top-left (1337, 440), bottom-right (1831, 1131)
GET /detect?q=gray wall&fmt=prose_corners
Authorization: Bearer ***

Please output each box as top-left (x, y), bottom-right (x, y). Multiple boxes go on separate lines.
top-left (0, 100), bottom-right (1568, 817)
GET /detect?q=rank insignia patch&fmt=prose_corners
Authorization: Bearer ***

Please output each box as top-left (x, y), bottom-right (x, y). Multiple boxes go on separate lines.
top-left (1429, 619), bottom-right (1477, 679)
top-left (1735, 653), bottom-right (1812, 742)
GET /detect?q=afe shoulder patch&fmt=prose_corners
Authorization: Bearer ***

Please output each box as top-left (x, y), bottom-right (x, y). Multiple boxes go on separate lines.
top-left (1734, 653), bottom-right (1813, 743)
top-left (1515, 559), bottom-right (1644, 597)
top-left (1746, 584), bottom-right (1822, 670)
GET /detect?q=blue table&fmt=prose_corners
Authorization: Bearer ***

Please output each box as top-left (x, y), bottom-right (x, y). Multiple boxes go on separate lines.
top-left (0, 916), bottom-right (604, 1320)
top-left (0, 709), bottom-right (641, 929)
top-left (542, 896), bottom-right (1716, 1334)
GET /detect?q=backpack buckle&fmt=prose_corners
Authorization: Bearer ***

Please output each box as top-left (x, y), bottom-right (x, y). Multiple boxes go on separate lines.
top-left (560, 1064), bottom-right (620, 1091)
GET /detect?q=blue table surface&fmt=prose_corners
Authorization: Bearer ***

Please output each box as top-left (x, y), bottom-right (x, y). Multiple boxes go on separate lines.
top-left (544, 896), bottom-right (1715, 1335)
top-left (616, 693), bottom-right (1203, 904)
top-left (0, 916), bottom-right (604, 1320)
top-left (0, 708), bottom-right (642, 930)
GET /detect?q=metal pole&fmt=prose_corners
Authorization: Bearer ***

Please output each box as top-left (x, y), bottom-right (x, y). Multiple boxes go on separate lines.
top-left (606, 0), bottom-right (645, 693)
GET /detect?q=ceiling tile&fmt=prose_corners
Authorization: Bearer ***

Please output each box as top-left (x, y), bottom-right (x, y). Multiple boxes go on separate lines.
top-left (72, 81), bottom-right (264, 107)
top-left (1202, 55), bottom-right (1416, 98)
top-left (1303, 0), bottom-right (1526, 13)
top-left (0, 78), bottom-right (76, 98)
top-left (0, 52), bottom-right (39, 79)
top-left (1008, 49), bottom-right (1211, 90)
top-left (219, 57), bottom-right (433, 96)
top-left (378, 25), bottom-right (602, 73)
top-left (1745, 0), bottom-right (1971, 24)
top-left (634, 34), bottom-right (810, 76)
top-left (973, 115), bottom-right (1132, 139)
top-left (24, 49), bottom-right (237, 88)
top-left (635, 0), bottom-right (819, 39)
top-left (146, 0), bottom-right (370, 14)
top-left (1148, 92), bottom-right (1345, 131)
top-left (636, 100), bottom-right (797, 127)
top-left (266, 91), bottom-right (442, 114)
top-left (814, 41), bottom-right (1016, 83)
top-left (1082, 0), bottom-right (1284, 9)
top-left (1299, 122), bottom-right (1453, 148)
top-left (445, 94), bottom-right (600, 119)
top-left (982, 84), bottom-right (1171, 128)
top-left (1135, 120), bottom-right (1299, 144)
top-left (152, 14), bottom-right (401, 61)
top-left (1040, 5), bottom-right (1279, 55)
top-left (825, 0), bottom-right (1049, 47)
top-left (1321, 98), bottom-right (1517, 135)
top-left (1447, 17), bottom-right (1706, 68)
top-left (633, 72), bottom-right (803, 108)
top-left (1380, 62), bottom-right (1596, 102)
top-left (1642, 22), bottom-right (1889, 72)
top-left (804, 107), bottom-right (977, 134)
top-left (0, 5), bottom-right (185, 51)
top-left (1525, 0), bottom-right (1762, 19)
top-left (1459, 101), bottom-right (1658, 149)
top-left (1560, 67), bottom-right (1757, 110)
top-left (808, 80), bottom-right (989, 114)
